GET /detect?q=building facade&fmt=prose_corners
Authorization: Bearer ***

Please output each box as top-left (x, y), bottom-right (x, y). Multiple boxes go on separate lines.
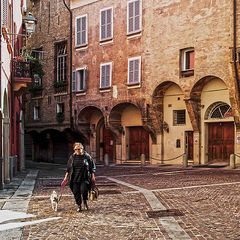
top-left (0, 0), bottom-right (31, 188)
top-left (25, 0), bottom-right (240, 166)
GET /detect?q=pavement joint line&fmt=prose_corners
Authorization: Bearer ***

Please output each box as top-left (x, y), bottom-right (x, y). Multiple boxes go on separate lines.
top-left (99, 168), bottom-right (211, 178)
top-left (107, 176), bottom-right (191, 240)
top-left (152, 181), bottom-right (240, 192)
top-left (0, 170), bottom-right (62, 239)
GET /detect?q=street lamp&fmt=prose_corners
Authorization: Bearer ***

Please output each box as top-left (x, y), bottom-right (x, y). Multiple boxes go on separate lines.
top-left (23, 12), bottom-right (37, 35)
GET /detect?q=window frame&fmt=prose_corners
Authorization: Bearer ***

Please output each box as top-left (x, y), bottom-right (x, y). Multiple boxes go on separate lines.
top-left (128, 56), bottom-right (141, 85)
top-left (56, 102), bottom-right (64, 114)
top-left (75, 14), bottom-right (88, 47)
top-left (180, 48), bottom-right (194, 77)
top-left (72, 67), bottom-right (87, 92)
top-left (100, 62), bottom-right (112, 89)
top-left (127, 0), bottom-right (142, 35)
top-left (100, 7), bottom-right (113, 42)
top-left (173, 110), bottom-right (186, 126)
top-left (55, 41), bottom-right (67, 83)
top-left (33, 106), bottom-right (40, 120)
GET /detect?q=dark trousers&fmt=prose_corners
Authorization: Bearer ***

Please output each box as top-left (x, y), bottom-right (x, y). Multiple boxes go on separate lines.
top-left (70, 182), bottom-right (89, 206)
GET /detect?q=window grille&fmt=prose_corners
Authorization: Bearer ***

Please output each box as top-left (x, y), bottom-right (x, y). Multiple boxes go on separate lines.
top-left (55, 42), bottom-right (67, 83)
top-left (173, 110), bottom-right (186, 125)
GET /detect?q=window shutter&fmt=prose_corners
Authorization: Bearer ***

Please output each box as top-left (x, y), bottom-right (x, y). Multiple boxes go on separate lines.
top-left (134, 59), bottom-right (139, 83)
top-left (76, 18), bottom-right (81, 46)
top-left (189, 51), bottom-right (194, 69)
top-left (83, 69), bottom-right (86, 90)
top-left (76, 16), bottom-right (87, 46)
top-left (81, 16), bottom-right (87, 45)
top-left (101, 11), bottom-right (106, 39)
top-left (128, 58), bottom-right (140, 84)
top-left (134, 0), bottom-right (140, 31)
top-left (106, 9), bottom-right (112, 38)
top-left (101, 65), bottom-right (106, 88)
top-left (72, 71), bottom-right (76, 92)
top-left (105, 65), bottom-right (110, 87)
top-left (2, 0), bottom-right (8, 26)
top-left (128, 2), bottom-right (134, 33)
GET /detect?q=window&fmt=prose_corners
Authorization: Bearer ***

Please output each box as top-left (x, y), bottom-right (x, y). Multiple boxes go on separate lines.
top-left (56, 103), bottom-right (64, 113)
top-left (127, 0), bottom-right (141, 34)
top-left (100, 7), bottom-right (113, 41)
top-left (128, 56), bottom-right (141, 85)
top-left (75, 15), bottom-right (88, 47)
top-left (32, 47), bottom-right (44, 60)
top-left (173, 110), bottom-right (186, 125)
top-left (33, 106), bottom-right (40, 120)
top-left (2, 0), bottom-right (8, 26)
top-left (72, 68), bottom-right (87, 92)
top-left (55, 42), bottom-right (67, 83)
top-left (100, 62), bottom-right (112, 89)
top-left (181, 48), bottom-right (194, 77)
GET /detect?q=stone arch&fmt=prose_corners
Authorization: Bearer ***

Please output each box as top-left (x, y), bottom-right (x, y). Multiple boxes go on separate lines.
top-left (152, 81), bottom-right (183, 133)
top-left (204, 102), bottom-right (232, 120)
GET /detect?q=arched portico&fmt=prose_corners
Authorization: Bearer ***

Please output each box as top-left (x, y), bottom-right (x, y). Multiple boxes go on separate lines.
top-left (109, 102), bottom-right (150, 163)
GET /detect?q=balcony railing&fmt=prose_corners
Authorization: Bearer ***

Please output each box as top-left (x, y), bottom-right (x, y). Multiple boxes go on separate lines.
top-left (13, 60), bottom-right (32, 80)
top-left (13, 60), bottom-right (32, 92)
top-left (54, 81), bottom-right (68, 94)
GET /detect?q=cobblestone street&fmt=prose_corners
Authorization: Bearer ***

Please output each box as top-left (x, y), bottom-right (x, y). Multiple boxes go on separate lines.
top-left (1, 162), bottom-right (240, 239)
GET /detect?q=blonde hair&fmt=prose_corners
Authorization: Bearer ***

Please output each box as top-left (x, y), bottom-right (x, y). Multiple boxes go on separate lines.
top-left (73, 142), bottom-right (83, 149)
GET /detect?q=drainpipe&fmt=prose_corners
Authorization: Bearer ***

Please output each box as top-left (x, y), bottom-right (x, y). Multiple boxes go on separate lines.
top-left (233, 0), bottom-right (240, 95)
top-left (0, 0), bottom-right (3, 189)
top-left (63, 0), bottom-right (73, 129)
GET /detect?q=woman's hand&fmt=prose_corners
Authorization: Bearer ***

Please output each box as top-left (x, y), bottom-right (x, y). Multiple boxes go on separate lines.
top-left (91, 173), bottom-right (96, 183)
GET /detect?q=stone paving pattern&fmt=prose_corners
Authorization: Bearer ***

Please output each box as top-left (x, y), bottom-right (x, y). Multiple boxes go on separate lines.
top-left (3, 163), bottom-right (240, 240)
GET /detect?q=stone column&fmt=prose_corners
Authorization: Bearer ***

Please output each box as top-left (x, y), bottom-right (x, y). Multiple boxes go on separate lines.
top-left (3, 117), bottom-right (10, 183)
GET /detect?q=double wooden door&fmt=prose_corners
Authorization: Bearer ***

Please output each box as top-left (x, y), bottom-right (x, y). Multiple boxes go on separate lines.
top-left (208, 122), bottom-right (234, 162)
top-left (129, 126), bottom-right (149, 160)
top-left (103, 127), bottom-right (114, 162)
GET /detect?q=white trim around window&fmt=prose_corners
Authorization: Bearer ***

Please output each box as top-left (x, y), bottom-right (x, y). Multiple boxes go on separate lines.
top-left (100, 7), bottom-right (113, 42)
top-left (75, 14), bottom-right (88, 47)
top-left (72, 67), bottom-right (87, 92)
top-left (127, 0), bottom-right (142, 35)
top-left (100, 62), bottom-right (112, 89)
top-left (128, 56), bottom-right (141, 85)
top-left (33, 106), bottom-right (40, 120)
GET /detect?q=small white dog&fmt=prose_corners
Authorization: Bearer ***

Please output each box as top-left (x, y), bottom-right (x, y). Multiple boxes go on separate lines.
top-left (50, 190), bottom-right (60, 212)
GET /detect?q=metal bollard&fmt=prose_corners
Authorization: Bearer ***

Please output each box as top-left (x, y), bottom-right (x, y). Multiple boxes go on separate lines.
top-left (104, 153), bottom-right (109, 166)
top-left (141, 154), bottom-right (145, 166)
top-left (230, 154), bottom-right (235, 169)
top-left (183, 153), bottom-right (188, 167)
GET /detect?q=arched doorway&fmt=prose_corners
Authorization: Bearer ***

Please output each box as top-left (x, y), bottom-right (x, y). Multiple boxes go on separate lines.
top-left (205, 102), bottom-right (234, 162)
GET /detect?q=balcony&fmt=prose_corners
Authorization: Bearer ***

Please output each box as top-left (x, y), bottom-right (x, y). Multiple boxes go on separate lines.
top-left (54, 81), bottom-right (68, 94)
top-left (13, 60), bottom-right (32, 92)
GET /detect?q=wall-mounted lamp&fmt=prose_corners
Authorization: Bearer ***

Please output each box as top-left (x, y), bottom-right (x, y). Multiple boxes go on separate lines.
top-left (162, 121), bottom-right (169, 133)
top-left (23, 12), bottom-right (37, 35)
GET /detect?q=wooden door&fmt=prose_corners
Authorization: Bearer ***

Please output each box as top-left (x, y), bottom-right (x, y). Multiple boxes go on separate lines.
top-left (103, 127), bottom-right (114, 162)
top-left (208, 122), bottom-right (234, 161)
top-left (185, 131), bottom-right (193, 160)
top-left (129, 127), bottom-right (149, 160)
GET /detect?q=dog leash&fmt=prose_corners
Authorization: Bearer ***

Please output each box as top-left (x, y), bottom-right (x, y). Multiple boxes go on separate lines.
top-left (59, 178), bottom-right (68, 201)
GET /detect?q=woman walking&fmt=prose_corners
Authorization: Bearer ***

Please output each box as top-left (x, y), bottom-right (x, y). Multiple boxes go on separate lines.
top-left (63, 142), bottom-right (96, 211)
